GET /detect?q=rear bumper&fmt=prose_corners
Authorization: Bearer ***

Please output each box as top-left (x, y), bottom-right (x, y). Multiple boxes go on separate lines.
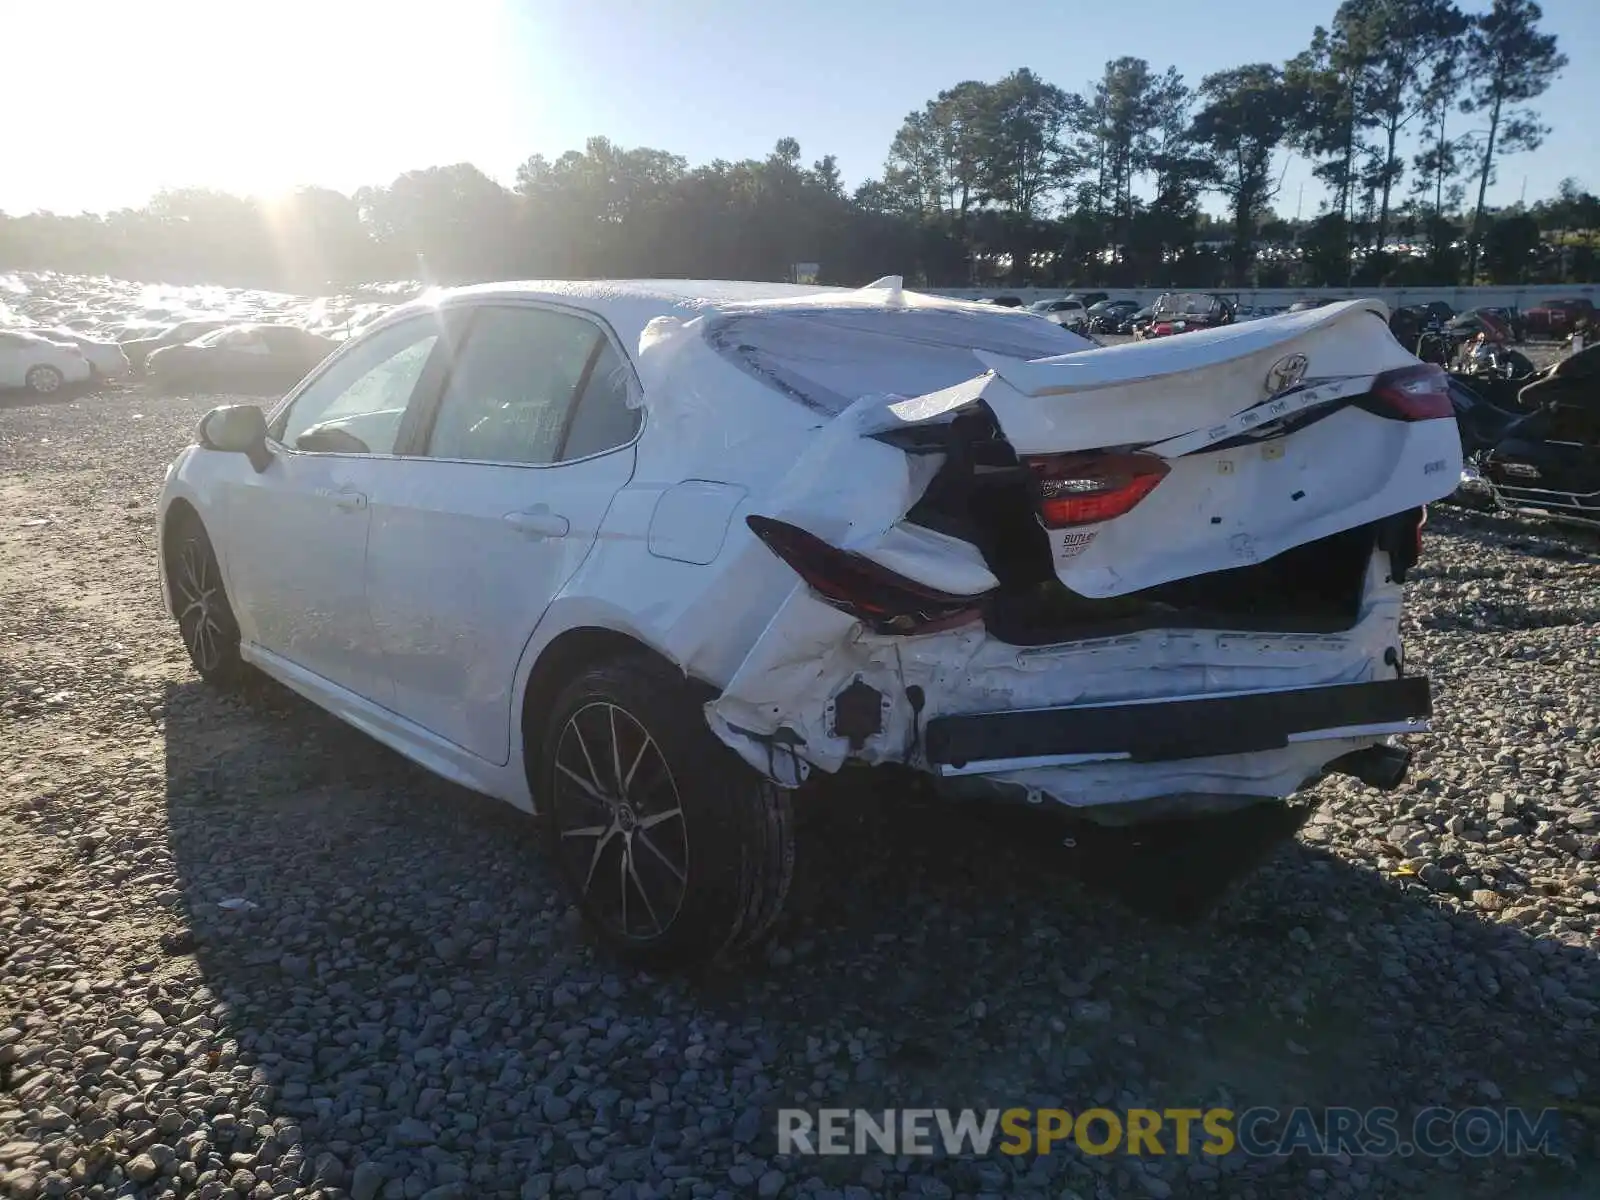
top-left (924, 677), bottom-right (1431, 776)
top-left (707, 546), bottom-right (1419, 817)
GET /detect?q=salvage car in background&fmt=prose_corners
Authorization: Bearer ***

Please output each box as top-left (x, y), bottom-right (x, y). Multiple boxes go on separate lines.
top-left (1445, 376), bottom-right (1524, 510)
top-left (1088, 299), bottom-right (1140, 333)
top-left (120, 318), bottom-right (234, 371)
top-left (0, 328), bottom-right (94, 395)
top-left (1064, 291), bottom-right (1110, 309)
top-left (1476, 306), bottom-right (1528, 343)
top-left (31, 326), bottom-right (131, 378)
top-left (1479, 343), bottom-right (1600, 529)
top-left (147, 324), bottom-right (338, 393)
top-left (1139, 292), bottom-right (1237, 339)
top-left (1120, 305), bottom-right (1156, 336)
top-left (1447, 375), bottom-right (1524, 455)
top-left (158, 281), bottom-right (1460, 965)
top-left (1028, 297), bottom-right (1090, 331)
top-left (1523, 297), bottom-right (1596, 338)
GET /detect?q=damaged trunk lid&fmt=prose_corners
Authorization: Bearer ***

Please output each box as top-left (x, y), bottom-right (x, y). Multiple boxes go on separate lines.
top-left (865, 299), bottom-right (1463, 600)
top-left (707, 293), bottom-right (1461, 609)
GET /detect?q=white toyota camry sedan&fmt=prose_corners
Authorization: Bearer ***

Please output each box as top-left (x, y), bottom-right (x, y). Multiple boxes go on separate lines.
top-left (157, 278), bottom-right (1462, 965)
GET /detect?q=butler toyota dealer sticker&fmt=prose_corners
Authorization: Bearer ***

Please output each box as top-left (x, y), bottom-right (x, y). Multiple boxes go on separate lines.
top-left (1059, 529), bottom-right (1098, 559)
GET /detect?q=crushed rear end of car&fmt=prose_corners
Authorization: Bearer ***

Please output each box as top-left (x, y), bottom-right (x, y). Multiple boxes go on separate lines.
top-left (648, 289), bottom-right (1462, 827)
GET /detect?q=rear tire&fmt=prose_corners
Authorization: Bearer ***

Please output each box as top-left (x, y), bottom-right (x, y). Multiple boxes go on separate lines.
top-left (25, 365), bottom-right (64, 395)
top-left (537, 654), bottom-right (793, 968)
top-left (166, 513), bottom-right (246, 687)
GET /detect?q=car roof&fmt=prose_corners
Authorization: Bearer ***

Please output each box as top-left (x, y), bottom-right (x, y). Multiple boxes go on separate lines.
top-left (384, 278), bottom-right (1005, 350)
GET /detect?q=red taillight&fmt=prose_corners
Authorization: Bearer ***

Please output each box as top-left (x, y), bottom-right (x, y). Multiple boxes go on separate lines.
top-left (746, 516), bottom-right (984, 634)
top-left (1371, 363), bottom-right (1454, 420)
top-left (1022, 451), bottom-right (1171, 529)
top-left (1416, 504), bottom-right (1427, 558)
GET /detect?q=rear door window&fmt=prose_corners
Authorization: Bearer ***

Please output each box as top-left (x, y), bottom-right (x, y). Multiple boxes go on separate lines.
top-left (422, 306), bottom-right (635, 465)
top-left (558, 338), bottom-right (640, 460)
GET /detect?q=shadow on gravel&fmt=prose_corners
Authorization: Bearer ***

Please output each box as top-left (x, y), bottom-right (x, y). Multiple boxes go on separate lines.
top-left (159, 672), bottom-right (1600, 1197)
top-left (1429, 506), bottom-right (1600, 561)
top-left (0, 380), bottom-right (100, 410)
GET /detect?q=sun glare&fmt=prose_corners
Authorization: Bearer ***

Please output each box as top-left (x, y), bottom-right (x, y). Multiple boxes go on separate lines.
top-left (7, 0), bottom-right (521, 215)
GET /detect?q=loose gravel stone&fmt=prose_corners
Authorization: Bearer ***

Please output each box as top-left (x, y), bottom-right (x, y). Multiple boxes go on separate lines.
top-left (2, 277), bottom-right (1600, 1199)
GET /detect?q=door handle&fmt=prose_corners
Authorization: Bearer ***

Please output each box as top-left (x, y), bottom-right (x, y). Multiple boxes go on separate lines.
top-left (504, 506), bottom-right (570, 539)
top-left (333, 490), bottom-right (367, 512)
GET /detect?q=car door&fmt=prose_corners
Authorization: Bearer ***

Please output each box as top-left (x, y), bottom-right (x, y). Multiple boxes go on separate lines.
top-left (363, 301), bottom-right (640, 765)
top-left (221, 314), bottom-right (446, 705)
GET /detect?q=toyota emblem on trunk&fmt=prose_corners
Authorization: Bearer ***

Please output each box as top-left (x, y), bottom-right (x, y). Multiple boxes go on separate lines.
top-left (1265, 353), bottom-right (1309, 395)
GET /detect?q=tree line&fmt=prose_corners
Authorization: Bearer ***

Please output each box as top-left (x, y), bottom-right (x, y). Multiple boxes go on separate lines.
top-left (2, 0), bottom-right (1588, 293)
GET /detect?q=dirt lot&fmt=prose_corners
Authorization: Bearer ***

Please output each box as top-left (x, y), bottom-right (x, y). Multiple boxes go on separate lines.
top-left (4, 380), bottom-right (1600, 1200)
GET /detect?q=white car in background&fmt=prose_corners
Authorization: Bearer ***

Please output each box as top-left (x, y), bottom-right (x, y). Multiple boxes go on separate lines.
top-left (0, 328), bottom-right (94, 394)
top-left (1028, 297), bottom-right (1090, 331)
top-left (156, 279), bottom-right (1461, 966)
top-left (32, 327), bottom-right (132, 378)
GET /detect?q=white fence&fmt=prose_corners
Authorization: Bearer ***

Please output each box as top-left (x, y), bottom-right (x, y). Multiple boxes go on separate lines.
top-left (923, 285), bottom-right (1599, 311)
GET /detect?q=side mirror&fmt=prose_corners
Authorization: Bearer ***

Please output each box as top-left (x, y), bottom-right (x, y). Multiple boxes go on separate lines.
top-left (197, 404), bottom-right (272, 473)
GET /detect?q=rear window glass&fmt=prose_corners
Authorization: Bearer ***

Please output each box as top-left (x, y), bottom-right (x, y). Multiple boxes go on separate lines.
top-left (704, 306), bottom-right (1092, 416)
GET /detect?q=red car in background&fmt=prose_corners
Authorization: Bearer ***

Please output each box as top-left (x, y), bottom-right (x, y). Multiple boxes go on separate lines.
top-left (1139, 292), bottom-right (1238, 339)
top-left (1523, 297), bottom-right (1597, 337)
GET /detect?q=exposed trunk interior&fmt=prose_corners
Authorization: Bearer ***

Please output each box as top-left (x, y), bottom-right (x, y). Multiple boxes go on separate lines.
top-left (897, 403), bottom-right (1419, 646)
top-left (980, 524), bottom-right (1380, 644)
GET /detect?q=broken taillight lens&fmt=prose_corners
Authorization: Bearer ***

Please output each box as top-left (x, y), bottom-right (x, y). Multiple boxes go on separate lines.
top-left (746, 516), bottom-right (984, 634)
top-left (1369, 363), bottom-right (1455, 420)
top-left (1022, 451), bottom-right (1171, 529)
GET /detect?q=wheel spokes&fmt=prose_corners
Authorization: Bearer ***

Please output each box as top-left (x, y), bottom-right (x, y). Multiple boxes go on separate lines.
top-left (171, 536), bottom-right (236, 675)
top-left (553, 700), bottom-right (690, 941)
top-left (623, 843), bottom-right (663, 934)
top-left (569, 720), bottom-right (608, 801)
top-left (622, 730), bottom-right (653, 797)
top-left (617, 848), bottom-right (629, 934)
top-left (193, 617), bottom-right (212, 669)
top-left (581, 825), bottom-right (622, 895)
top-left (634, 829), bottom-right (687, 884)
top-left (555, 760), bottom-right (612, 807)
top-left (180, 542), bottom-right (205, 597)
top-left (608, 705), bottom-right (626, 796)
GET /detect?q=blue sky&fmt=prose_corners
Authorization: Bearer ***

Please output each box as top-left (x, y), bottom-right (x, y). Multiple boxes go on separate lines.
top-left (8, 0), bottom-right (1598, 217)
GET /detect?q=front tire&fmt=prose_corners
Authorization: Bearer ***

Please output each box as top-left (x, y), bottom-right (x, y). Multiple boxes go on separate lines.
top-left (25, 365), bottom-right (64, 395)
top-left (166, 513), bottom-right (245, 686)
top-left (538, 655), bottom-right (793, 968)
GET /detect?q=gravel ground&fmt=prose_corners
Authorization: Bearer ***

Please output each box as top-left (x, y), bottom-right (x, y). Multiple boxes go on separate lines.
top-left (4, 376), bottom-right (1600, 1200)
